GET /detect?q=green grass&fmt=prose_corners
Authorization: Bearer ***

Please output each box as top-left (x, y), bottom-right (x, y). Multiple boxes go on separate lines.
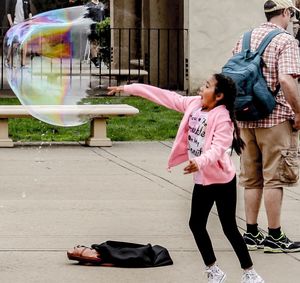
top-left (0, 97), bottom-right (183, 142)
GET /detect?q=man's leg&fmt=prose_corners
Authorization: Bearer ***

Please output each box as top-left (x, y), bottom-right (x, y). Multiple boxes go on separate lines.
top-left (90, 40), bottom-right (98, 58)
top-left (90, 40), bottom-right (100, 67)
top-left (256, 122), bottom-right (300, 252)
top-left (240, 127), bottom-right (263, 226)
top-left (264, 186), bottom-right (300, 253)
top-left (244, 188), bottom-right (263, 225)
top-left (264, 187), bottom-right (283, 229)
top-left (239, 128), bottom-right (266, 250)
top-left (242, 188), bottom-right (266, 250)
top-left (257, 122), bottom-right (291, 231)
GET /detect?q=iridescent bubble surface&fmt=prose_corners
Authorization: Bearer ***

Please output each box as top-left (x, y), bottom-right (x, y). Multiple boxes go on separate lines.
top-left (4, 6), bottom-right (97, 126)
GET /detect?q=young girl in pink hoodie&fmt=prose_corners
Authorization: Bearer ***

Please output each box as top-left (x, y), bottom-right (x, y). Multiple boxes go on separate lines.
top-left (107, 73), bottom-right (264, 283)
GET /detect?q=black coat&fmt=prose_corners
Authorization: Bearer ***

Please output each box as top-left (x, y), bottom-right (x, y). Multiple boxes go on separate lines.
top-left (91, 241), bottom-right (173, 267)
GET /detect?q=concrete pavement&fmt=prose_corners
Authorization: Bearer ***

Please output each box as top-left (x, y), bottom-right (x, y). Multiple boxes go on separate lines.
top-left (0, 141), bottom-right (299, 283)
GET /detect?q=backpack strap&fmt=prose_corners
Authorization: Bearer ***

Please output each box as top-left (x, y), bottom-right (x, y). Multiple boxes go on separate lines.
top-left (256, 29), bottom-right (284, 55)
top-left (242, 31), bottom-right (252, 51)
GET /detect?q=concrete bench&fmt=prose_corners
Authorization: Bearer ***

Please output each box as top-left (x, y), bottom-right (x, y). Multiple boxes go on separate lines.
top-left (0, 104), bottom-right (139, 147)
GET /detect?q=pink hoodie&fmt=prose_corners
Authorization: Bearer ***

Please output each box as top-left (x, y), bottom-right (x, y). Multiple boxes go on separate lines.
top-left (124, 84), bottom-right (236, 185)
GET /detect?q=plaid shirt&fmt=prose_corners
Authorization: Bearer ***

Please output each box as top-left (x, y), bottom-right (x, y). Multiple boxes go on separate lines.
top-left (233, 22), bottom-right (300, 128)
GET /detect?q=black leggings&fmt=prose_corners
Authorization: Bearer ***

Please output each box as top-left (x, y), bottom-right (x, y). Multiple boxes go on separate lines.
top-left (189, 176), bottom-right (253, 269)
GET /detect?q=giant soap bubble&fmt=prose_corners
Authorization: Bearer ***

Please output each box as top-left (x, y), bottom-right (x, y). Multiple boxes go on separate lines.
top-left (3, 6), bottom-right (102, 126)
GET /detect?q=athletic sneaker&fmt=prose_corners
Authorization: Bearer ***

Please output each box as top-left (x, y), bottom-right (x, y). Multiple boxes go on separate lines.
top-left (241, 269), bottom-right (264, 283)
top-left (264, 233), bottom-right (300, 253)
top-left (205, 264), bottom-right (226, 283)
top-left (243, 231), bottom-right (265, 250)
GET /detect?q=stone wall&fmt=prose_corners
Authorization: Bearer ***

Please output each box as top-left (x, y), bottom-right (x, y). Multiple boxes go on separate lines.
top-left (189, 0), bottom-right (267, 92)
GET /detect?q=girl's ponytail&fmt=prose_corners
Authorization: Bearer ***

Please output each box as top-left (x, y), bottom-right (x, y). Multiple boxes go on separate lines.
top-left (214, 73), bottom-right (245, 155)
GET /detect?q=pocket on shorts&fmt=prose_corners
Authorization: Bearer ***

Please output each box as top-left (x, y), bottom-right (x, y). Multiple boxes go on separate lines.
top-left (278, 149), bottom-right (300, 184)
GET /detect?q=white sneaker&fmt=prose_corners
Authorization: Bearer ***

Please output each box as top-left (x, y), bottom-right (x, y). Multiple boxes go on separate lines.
top-left (205, 264), bottom-right (226, 283)
top-left (241, 269), bottom-right (264, 283)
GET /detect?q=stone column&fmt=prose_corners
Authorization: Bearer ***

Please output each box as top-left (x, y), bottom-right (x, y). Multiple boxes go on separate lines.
top-left (141, 0), bottom-right (187, 89)
top-left (110, 0), bottom-right (187, 90)
top-left (110, 0), bottom-right (140, 69)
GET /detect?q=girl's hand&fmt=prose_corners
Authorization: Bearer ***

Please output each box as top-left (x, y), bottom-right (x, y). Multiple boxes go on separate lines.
top-left (107, 86), bottom-right (124, 95)
top-left (183, 160), bottom-right (199, 174)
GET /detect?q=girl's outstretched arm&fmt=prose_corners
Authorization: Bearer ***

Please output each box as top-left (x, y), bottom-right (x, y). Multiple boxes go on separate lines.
top-left (107, 84), bottom-right (200, 113)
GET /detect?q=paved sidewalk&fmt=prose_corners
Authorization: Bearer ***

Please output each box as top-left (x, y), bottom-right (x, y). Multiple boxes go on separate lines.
top-left (0, 141), bottom-right (299, 283)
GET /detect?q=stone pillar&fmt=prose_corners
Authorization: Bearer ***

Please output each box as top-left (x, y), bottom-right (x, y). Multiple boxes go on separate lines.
top-left (141, 0), bottom-right (187, 90)
top-left (110, 0), bottom-right (187, 90)
top-left (110, 0), bottom-right (141, 69)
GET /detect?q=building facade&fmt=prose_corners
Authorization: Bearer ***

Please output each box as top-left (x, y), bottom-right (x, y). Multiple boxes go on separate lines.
top-left (110, 0), bottom-right (283, 93)
top-left (1, 1), bottom-right (295, 93)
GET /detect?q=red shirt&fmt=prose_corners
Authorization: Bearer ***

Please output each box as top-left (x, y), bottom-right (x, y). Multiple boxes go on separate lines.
top-left (233, 22), bottom-right (300, 128)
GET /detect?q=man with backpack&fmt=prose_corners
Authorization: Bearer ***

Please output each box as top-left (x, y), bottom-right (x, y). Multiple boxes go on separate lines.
top-left (231, 0), bottom-right (300, 253)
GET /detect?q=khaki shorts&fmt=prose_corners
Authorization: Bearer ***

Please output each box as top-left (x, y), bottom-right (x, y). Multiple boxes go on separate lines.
top-left (239, 121), bottom-right (299, 189)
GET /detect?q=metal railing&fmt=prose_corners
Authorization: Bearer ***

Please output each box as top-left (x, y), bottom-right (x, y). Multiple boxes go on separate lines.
top-left (0, 27), bottom-right (9, 91)
top-left (0, 27), bottom-right (189, 93)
